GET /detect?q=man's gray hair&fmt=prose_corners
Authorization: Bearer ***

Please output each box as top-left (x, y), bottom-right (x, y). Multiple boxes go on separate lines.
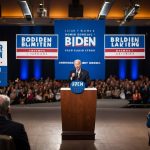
top-left (0, 94), bottom-right (10, 115)
top-left (74, 59), bottom-right (81, 64)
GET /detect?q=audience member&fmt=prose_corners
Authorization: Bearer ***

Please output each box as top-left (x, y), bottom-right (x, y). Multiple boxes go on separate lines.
top-left (0, 94), bottom-right (30, 150)
top-left (132, 89), bottom-right (142, 104)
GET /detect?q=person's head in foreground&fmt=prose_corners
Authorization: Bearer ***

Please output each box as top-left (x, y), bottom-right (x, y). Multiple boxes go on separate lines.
top-left (0, 94), bottom-right (10, 117)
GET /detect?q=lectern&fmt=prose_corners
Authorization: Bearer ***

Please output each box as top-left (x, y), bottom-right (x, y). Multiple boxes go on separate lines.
top-left (61, 88), bottom-right (97, 140)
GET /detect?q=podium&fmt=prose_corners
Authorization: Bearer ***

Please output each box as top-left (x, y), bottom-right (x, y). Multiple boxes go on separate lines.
top-left (60, 88), bottom-right (97, 140)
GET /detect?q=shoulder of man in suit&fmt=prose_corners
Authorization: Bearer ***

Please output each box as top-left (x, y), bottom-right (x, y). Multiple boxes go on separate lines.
top-left (81, 69), bottom-right (88, 73)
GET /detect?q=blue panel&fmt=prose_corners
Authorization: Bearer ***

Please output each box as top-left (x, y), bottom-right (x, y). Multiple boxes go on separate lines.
top-left (118, 27), bottom-right (126, 80)
top-left (0, 41), bottom-right (7, 87)
top-left (0, 79), bottom-right (7, 86)
top-left (0, 66), bottom-right (7, 73)
top-left (0, 72), bottom-right (7, 79)
top-left (131, 60), bottom-right (138, 80)
top-left (0, 66), bottom-right (7, 86)
top-left (32, 27), bottom-right (42, 80)
top-left (20, 27), bottom-right (30, 80)
top-left (129, 26), bottom-right (139, 80)
top-left (55, 20), bottom-right (105, 80)
top-left (20, 60), bottom-right (29, 80)
top-left (34, 60), bottom-right (41, 80)
top-left (119, 60), bottom-right (126, 80)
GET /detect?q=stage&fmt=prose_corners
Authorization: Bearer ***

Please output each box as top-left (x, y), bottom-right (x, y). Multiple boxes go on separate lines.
top-left (11, 99), bottom-right (149, 150)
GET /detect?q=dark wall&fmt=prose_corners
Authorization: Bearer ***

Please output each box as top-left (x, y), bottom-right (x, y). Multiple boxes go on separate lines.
top-left (0, 25), bottom-right (150, 80)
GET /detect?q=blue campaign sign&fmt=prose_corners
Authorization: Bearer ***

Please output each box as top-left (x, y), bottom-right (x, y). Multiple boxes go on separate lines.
top-left (16, 34), bottom-right (58, 59)
top-left (70, 81), bottom-right (85, 94)
top-left (105, 34), bottom-right (145, 48)
top-left (16, 34), bottom-right (58, 48)
top-left (55, 20), bottom-right (105, 80)
top-left (104, 34), bottom-right (145, 59)
top-left (0, 41), bottom-right (7, 87)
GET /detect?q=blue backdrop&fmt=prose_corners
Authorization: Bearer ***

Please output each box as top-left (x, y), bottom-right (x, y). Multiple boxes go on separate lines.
top-left (55, 20), bottom-right (105, 80)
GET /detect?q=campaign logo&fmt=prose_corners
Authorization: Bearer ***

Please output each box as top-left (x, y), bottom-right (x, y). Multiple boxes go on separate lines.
top-left (64, 29), bottom-right (96, 48)
top-left (16, 34), bottom-right (58, 59)
top-left (65, 37), bottom-right (96, 47)
top-left (70, 81), bottom-right (85, 94)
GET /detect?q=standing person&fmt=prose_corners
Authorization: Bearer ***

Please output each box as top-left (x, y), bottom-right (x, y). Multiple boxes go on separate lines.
top-left (0, 94), bottom-right (30, 150)
top-left (69, 59), bottom-right (90, 87)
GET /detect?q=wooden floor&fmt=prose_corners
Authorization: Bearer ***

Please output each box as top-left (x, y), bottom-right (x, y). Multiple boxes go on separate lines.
top-left (11, 99), bottom-right (150, 150)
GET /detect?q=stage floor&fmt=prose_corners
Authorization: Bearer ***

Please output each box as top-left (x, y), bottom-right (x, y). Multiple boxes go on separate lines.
top-left (11, 99), bottom-right (150, 150)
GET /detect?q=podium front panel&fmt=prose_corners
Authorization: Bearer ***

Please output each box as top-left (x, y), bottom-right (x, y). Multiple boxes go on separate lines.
top-left (60, 88), bottom-right (97, 140)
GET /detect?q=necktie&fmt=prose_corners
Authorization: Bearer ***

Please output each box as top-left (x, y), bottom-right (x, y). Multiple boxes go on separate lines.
top-left (76, 71), bottom-right (79, 79)
top-left (77, 72), bottom-right (80, 79)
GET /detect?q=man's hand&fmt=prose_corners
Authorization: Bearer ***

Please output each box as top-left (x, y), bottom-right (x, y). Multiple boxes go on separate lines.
top-left (71, 73), bottom-right (75, 78)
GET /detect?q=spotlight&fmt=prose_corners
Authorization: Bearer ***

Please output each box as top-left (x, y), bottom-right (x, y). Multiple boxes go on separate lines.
top-left (120, 3), bottom-right (140, 25)
top-left (37, 1), bottom-right (47, 18)
top-left (97, 0), bottom-right (114, 19)
top-left (18, 0), bottom-right (32, 21)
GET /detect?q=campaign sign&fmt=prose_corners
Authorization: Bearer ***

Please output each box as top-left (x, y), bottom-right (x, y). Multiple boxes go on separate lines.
top-left (55, 20), bottom-right (105, 80)
top-left (105, 34), bottom-right (145, 59)
top-left (0, 41), bottom-right (7, 86)
top-left (70, 81), bottom-right (85, 94)
top-left (16, 34), bottom-right (58, 59)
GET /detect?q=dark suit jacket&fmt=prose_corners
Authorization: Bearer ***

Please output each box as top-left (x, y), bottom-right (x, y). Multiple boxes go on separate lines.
top-left (69, 68), bottom-right (90, 87)
top-left (0, 116), bottom-right (30, 150)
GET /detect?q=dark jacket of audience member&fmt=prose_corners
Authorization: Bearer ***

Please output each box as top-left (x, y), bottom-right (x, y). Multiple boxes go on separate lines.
top-left (0, 94), bottom-right (30, 150)
top-left (0, 116), bottom-right (30, 150)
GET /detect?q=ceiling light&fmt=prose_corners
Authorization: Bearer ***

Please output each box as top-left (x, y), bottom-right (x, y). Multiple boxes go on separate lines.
top-left (97, 0), bottom-right (114, 19)
top-left (37, 1), bottom-right (47, 18)
top-left (18, 0), bottom-right (32, 21)
top-left (120, 3), bottom-right (140, 25)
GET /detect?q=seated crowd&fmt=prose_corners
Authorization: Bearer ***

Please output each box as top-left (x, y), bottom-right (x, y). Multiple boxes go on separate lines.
top-left (0, 78), bottom-right (67, 104)
top-left (0, 75), bottom-right (150, 104)
top-left (94, 75), bottom-right (150, 104)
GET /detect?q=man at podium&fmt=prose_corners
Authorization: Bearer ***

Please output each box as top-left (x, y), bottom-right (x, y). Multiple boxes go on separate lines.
top-left (69, 59), bottom-right (90, 87)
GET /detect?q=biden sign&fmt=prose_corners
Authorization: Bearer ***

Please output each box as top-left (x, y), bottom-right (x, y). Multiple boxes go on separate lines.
top-left (55, 20), bottom-right (105, 80)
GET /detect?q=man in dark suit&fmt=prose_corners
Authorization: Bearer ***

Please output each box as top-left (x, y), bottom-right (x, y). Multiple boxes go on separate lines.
top-left (69, 59), bottom-right (90, 87)
top-left (0, 95), bottom-right (30, 150)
